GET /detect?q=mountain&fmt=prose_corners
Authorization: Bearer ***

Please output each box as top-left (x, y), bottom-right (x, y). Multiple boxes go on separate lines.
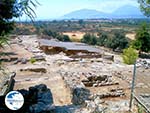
top-left (61, 5), bottom-right (146, 19)
top-left (111, 5), bottom-right (144, 18)
top-left (61, 9), bottom-right (108, 19)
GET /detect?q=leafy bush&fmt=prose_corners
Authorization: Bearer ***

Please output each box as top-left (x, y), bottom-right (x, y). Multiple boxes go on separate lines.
top-left (97, 33), bottom-right (108, 46)
top-left (138, 104), bottom-right (144, 113)
top-left (97, 31), bottom-right (129, 51)
top-left (30, 58), bottom-right (36, 64)
top-left (131, 40), bottom-right (142, 50)
top-left (133, 23), bottom-right (150, 52)
top-left (81, 33), bottom-right (97, 45)
top-left (42, 29), bottom-right (71, 42)
top-left (122, 47), bottom-right (138, 65)
top-left (58, 35), bottom-right (71, 42)
top-left (0, 33), bottom-right (9, 48)
top-left (43, 29), bottom-right (58, 38)
top-left (108, 32), bottom-right (129, 51)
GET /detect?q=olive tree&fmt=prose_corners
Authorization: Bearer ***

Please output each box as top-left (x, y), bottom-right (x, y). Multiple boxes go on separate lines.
top-left (138, 0), bottom-right (150, 17)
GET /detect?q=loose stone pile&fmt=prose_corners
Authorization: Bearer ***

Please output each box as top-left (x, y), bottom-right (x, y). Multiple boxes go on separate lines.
top-left (57, 69), bottom-right (126, 113)
top-left (20, 65), bottom-right (47, 73)
top-left (137, 59), bottom-right (150, 69)
top-left (82, 73), bottom-right (119, 87)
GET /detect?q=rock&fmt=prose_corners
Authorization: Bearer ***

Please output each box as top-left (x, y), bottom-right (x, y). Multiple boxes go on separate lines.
top-left (136, 59), bottom-right (150, 69)
top-left (13, 58), bottom-right (28, 64)
top-left (20, 66), bottom-right (47, 73)
top-left (32, 55), bottom-right (46, 61)
top-left (44, 104), bottom-right (55, 112)
top-left (18, 84), bottom-right (54, 113)
top-left (97, 75), bottom-right (108, 81)
top-left (13, 59), bottom-right (20, 64)
top-left (93, 83), bottom-right (98, 87)
top-left (140, 93), bottom-right (150, 98)
top-left (106, 100), bottom-right (129, 112)
top-left (97, 88), bottom-right (125, 99)
top-left (21, 58), bottom-right (28, 64)
top-left (0, 71), bottom-right (15, 96)
top-left (82, 81), bottom-right (93, 87)
top-left (1, 57), bottom-right (18, 62)
top-left (103, 55), bottom-right (114, 61)
top-left (94, 97), bottom-right (101, 105)
top-left (85, 100), bottom-right (105, 113)
top-left (43, 77), bottom-right (49, 80)
top-left (25, 78), bottom-right (31, 81)
top-left (72, 87), bottom-right (90, 105)
top-left (82, 74), bottom-right (112, 87)
top-left (81, 79), bottom-right (89, 83)
top-left (53, 105), bottom-right (77, 113)
top-left (86, 101), bottom-right (97, 112)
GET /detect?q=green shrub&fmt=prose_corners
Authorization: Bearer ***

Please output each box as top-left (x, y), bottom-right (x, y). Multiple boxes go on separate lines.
top-left (131, 40), bottom-right (142, 50)
top-left (122, 47), bottom-right (138, 65)
top-left (0, 33), bottom-right (9, 48)
top-left (81, 33), bottom-right (97, 45)
top-left (97, 31), bottom-right (129, 51)
top-left (30, 58), bottom-right (36, 64)
top-left (138, 104), bottom-right (144, 113)
top-left (42, 29), bottom-right (71, 42)
top-left (108, 32), bottom-right (129, 51)
top-left (134, 23), bottom-right (150, 52)
top-left (58, 35), bottom-right (71, 42)
top-left (97, 33), bottom-right (108, 46)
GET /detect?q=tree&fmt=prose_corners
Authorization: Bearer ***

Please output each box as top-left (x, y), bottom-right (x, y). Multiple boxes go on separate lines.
top-left (122, 47), bottom-right (138, 65)
top-left (81, 33), bottom-right (91, 44)
top-left (97, 32), bottom-right (108, 46)
top-left (81, 33), bottom-right (97, 45)
top-left (61, 35), bottom-right (71, 42)
top-left (43, 29), bottom-right (58, 38)
top-left (78, 19), bottom-right (84, 25)
top-left (133, 23), bottom-right (150, 52)
top-left (106, 31), bottom-right (129, 51)
top-left (42, 28), bottom-right (71, 42)
top-left (138, 0), bottom-right (150, 17)
top-left (0, 0), bottom-right (38, 47)
top-left (57, 34), bottom-right (71, 42)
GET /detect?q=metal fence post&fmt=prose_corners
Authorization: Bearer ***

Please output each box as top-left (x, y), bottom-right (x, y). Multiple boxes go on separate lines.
top-left (129, 61), bottom-right (137, 111)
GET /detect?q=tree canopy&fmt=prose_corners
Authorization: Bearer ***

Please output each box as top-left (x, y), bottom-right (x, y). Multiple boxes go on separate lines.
top-left (133, 23), bottom-right (150, 52)
top-left (0, 0), bottom-right (38, 47)
top-left (81, 33), bottom-right (97, 45)
top-left (122, 47), bottom-right (138, 65)
top-left (138, 0), bottom-right (150, 17)
top-left (0, 0), bottom-right (38, 35)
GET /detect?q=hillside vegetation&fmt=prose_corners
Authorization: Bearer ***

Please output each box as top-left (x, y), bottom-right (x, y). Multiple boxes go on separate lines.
top-left (12, 19), bottom-right (150, 52)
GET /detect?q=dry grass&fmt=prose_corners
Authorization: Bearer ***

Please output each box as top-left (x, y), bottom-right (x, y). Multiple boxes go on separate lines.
top-left (126, 33), bottom-right (136, 40)
top-left (63, 32), bottom-right (85, 42)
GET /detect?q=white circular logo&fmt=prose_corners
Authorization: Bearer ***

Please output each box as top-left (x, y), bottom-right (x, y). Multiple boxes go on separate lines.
top-left (5, 91), bottom-right (24, 110)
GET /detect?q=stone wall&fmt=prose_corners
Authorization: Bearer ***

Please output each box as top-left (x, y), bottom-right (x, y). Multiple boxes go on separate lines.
top-left (0, 71), bottom-right (15, 96)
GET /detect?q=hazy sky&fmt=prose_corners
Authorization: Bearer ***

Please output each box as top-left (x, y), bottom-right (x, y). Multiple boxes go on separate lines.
top-left (21, 0), bottom-right (139, 20)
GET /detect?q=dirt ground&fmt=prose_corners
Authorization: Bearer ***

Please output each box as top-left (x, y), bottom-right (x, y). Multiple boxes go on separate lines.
top-left (3, 36), bottom-right (72, 105)
top-left (126, 33), bottom-right (136, 40)
top-left (63, 32), bottom-right (85, 42)
top-left (1, 35), bottom-right (149, 112)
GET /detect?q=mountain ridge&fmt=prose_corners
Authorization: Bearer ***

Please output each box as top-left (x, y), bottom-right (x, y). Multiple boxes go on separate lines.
top-left (61, 5), bottom-right (146, 19)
